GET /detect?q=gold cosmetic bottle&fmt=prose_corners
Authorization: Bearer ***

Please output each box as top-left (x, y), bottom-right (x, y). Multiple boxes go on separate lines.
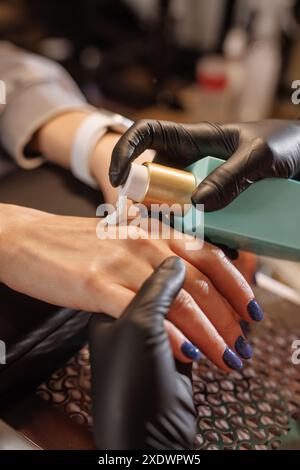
top-left (120, 162), bottom-right (196, 210)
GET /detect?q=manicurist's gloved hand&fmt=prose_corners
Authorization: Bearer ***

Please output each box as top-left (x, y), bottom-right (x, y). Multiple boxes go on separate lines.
top-left (109, 119), bottom-right (300, 211)
top-left (89, 257), bottom-right (196, 450)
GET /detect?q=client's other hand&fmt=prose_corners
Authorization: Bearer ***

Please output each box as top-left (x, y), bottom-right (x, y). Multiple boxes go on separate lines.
top-left (89, 257), bottom-right (196, 450)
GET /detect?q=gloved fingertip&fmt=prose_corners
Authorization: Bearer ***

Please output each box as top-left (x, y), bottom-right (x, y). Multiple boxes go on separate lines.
top-left (191, 185), bottom-right (221, 212)
top-left (154, 257), bottom-right (186, 293)
top-left (109, 165), bottom-right (126, 186)
top-left (124, 257), bottom-right (186, 321)
top-left (109, 161), bottom-right (139, 188)
top-left (152, 256), bottom-right (186, 299)
top-left (161, 255), bottom-right (185, 273)
top-left (108, 172), bottom-right (119, 187)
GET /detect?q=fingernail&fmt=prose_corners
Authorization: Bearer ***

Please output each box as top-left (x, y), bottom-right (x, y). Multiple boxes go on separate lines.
top-left (181, 341), bottom-right (202, 361)
top-left (235, 336), bottom-right (253, 359)
top-left (223, 347), bottom-right (243, 371)
top-left (247, 299), bottom-right (264, 321)
top-left (239, 320), bottom-right (250, 337)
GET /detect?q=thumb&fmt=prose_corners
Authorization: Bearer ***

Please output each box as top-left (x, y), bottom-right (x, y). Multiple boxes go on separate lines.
top-left (110, 119), bottom-right (180, 187)
top-left (122, 256), bottom-right (186, 326)
top-left (192, 143), bottom-right (263, 211)
top-left (109, 119), bottom-right (159, 187)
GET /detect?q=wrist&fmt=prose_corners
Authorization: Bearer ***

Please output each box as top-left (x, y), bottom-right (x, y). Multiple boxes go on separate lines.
top-left (0, 203), bottom-right (6, 253)
top-left (36, 111), bottom-right (123, 198)
top-left (90, 132), bottom-right (156, 204)
top-left (0, 203), bottom-right (19, 282)
top-left (90, 131), bottom-right (122, 203)
top-left (0, 204), bottom-right (50, 284)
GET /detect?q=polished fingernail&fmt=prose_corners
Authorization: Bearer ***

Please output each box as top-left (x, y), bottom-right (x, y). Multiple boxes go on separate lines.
top-left (235, 336), bottom-right (253, 359)
top-left (223, 347), bottom-right (243, 370)
top-left (240, 320), bottom-right (250, 337)
top-left (181, 342), bottom-right (202, 361)
top-left (247, 299), bottom-right (264, 321)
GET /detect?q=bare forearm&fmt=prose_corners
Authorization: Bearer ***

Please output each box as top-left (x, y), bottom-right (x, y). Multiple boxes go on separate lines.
top-left (35, 111), bottom-right (122, 203)
top-left (0, 204), bottom-right (7, 266)
top-left (35, 111), bottom-right (90, 169)
top-left (34, 111), bottom-right (155, 205)
top-left (0, 203), bottom-right (25, 283)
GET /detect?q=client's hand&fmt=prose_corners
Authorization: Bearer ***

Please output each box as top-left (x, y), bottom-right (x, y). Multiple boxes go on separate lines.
top-left (89, 257), bottom-right (196, 450)
top-left (0, 203), bottom-right (262, 371)
top-left (109, 119), bottom-right (300, 211)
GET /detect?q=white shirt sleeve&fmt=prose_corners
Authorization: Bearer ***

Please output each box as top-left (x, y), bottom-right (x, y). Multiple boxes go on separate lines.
top-left (0, 42), bottom-right (123, 170)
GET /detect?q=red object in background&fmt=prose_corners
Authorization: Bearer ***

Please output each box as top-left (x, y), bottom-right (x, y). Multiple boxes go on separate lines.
top-left (196, 55), bottom-right (228, 91)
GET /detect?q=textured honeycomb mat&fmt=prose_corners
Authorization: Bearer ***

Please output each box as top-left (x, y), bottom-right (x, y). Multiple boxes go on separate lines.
top-left (193, 315), bottom-right (300, 449)
top-left (37, 300), bottom-right (300, 450)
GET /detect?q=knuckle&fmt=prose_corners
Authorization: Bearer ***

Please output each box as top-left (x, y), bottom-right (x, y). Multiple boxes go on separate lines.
top-left (143, 237), bottom-right (170, 257)
top-left (222, 316), bottom-right (238, 336)
top-left (127, 233), bottom-right (151, 249)
top-left (207, 245), bottom-right (227, 263)
top-left (124, 226), bottom-right (142, 242)
top-left (173, 289), bottom-right (195, 312)
top-left (237, 275), bottom-right (252, 297)
top-left (134, 119), bottom-right (154, 134)
top-left (249, 139), bottom-right (274, 173)
top-left (82, 263), bottom-right (101, 291)
top-left (194, 278), bottom-right (212, 299)
top-left (134, 118), bottom-right (148, 128)
top-left (251, 136), bottom-right (265, 150)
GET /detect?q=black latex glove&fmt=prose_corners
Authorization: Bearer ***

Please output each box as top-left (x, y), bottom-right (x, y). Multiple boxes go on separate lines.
top-left (89, 257), bottom-right (196, 450)
top-left (109, 119), bottom-right (300, 211)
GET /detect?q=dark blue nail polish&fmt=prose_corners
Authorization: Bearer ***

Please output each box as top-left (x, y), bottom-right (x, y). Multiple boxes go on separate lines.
top-left (181, 342), bottom-right (202, 361)
top-left (235, 336), bottom-right (253, 359)
top-left (223, 347), bottom-right (243, 370)
top-left (240, 320), bottom-right (250, 337)
top-left (247, 299), bottom-right (264, 321)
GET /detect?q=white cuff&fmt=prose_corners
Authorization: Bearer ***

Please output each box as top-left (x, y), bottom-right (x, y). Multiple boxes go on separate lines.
top-left (70, 112), bottom-right (132, 188)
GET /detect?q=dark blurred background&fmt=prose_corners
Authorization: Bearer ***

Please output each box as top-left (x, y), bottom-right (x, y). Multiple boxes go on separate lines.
top-left (1, 0), bottom-right (300, 122)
